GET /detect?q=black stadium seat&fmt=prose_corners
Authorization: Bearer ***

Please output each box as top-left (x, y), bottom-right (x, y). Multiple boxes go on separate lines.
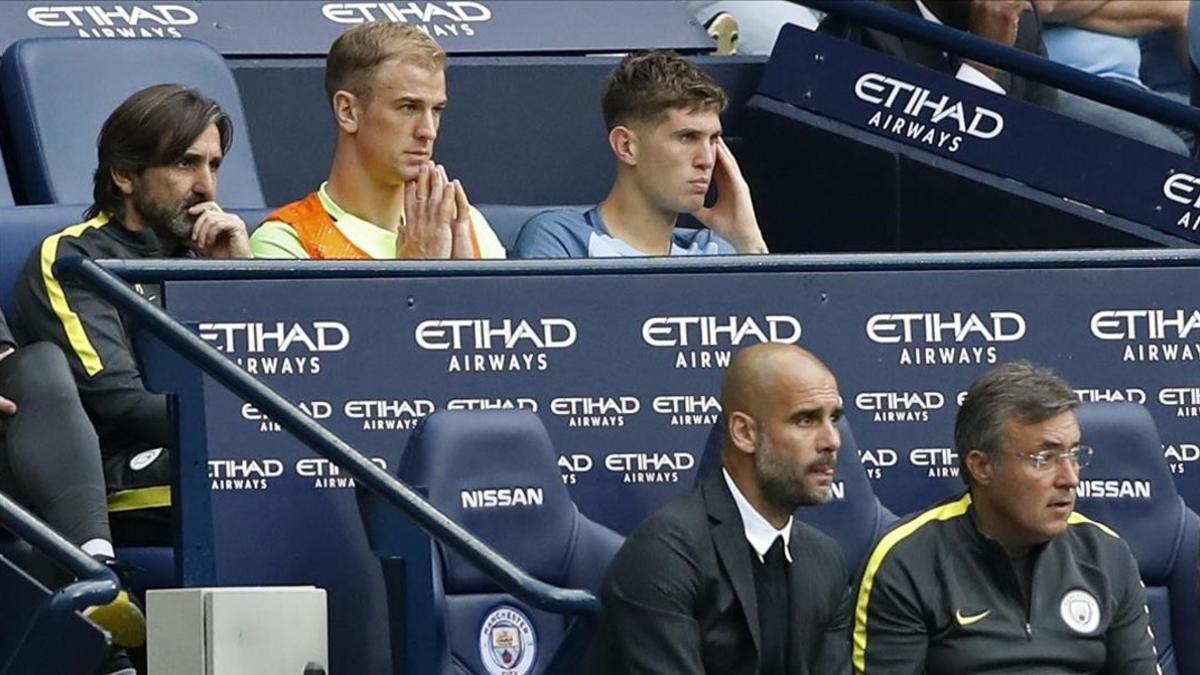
top-left (0, 38), bottom-right (265, 208)
top-left (360, 410), bottom-right (622, 674)
top-left (0, 144), bottom-right (14, 206)
top-left (0, 204), bottom-right (89, 316)
top-left (1074, 402), bottom-right (1200, 675)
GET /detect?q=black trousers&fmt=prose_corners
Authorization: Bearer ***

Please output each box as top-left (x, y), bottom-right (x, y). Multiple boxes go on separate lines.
top-left (0, 342), bottom-right (110, 546)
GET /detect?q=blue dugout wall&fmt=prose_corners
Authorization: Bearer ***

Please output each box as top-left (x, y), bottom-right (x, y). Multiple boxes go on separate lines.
top-left (101, 251), bottom-right (1200, 673)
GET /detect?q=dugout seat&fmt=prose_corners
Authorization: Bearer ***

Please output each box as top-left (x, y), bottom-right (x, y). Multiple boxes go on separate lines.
top-left (696, 416), bottom-right (898, 575)
top-left (1075, 402), bottom-right (1200, 675)
top-left (0, 204), bottom-right (88, 318)
top-left (0, 144), bottom-right (14, 206)
top-left (358, 410), bottom-right (622, 675)
top-left (476, 204), bottom-right (586, 253)
top-left (0, 38), bottom-right (264, 207)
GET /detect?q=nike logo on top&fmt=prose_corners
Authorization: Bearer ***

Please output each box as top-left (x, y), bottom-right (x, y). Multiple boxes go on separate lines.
top-left (955, 609), bottom-right (991, 626)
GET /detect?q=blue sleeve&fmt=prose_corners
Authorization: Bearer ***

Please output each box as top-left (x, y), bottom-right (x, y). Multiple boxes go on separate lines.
top-left (512, 210), bottom-right (592, 259)
top-left (708, 231), bottom-right (738, 254)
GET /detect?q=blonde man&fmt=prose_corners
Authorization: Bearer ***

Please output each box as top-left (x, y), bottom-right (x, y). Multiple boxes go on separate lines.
top-left (252, 22), bottom-right (504, 259)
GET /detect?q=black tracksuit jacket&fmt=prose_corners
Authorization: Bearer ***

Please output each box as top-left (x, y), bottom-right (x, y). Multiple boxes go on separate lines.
top-left (12, 213), bottom-right (174, 456)
top-left (853, 492), bottom-right (1160, 674)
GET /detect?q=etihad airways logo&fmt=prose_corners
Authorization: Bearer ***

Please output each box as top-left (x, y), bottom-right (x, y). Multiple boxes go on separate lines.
top-left (208, 458), bottom-right (283, 492)
top-left (642, 315), bottom-right (801, 347)
top-left (558, 453), bottom-right (593, 485)
top-left (867, 311), bottom-right (1024, 366)
top-left (416, 318), bottom-right (576, 350)
top-left (550, 396), bottom-right (640, 428)
top-left (867, 312), bottom-right (1025, 344)
top-left (323, 2), bottom-right (490, 38)
top-left (909, 447), bottom-right (959, 479)
top-left (653, 395), bottom-right (721, 427)
top-left (200, 321), bottom-right (350, 353)
top-left (1090, 309), bottom-right (1200, 362)
top-left (298, 457), bottom-right (387, 489)
top-left (1160, 387), bottom-right (1200, 418)
top-left (855, 73), bottom-right (1005, 153)
top-left (199, 321), bottom-right (350, 376)
top-left (1162, 173), bottom-right (1200, 232)
top-left (1165, 443), bottom-right (1200, 475)
top-left (27, 4), bottom-right (196, 38)
top-left (1073, 388), bottom-right (1146, 404)
top-left (854, 391), bottom-right (944, 422)
top-left (643, 315), bottom-right (801, 370)
top-left (447, 397), bottom-right (538, 412)
top-left (605, 452), bottom-right (695, 484)
top-left (415, 317), bottom-right (576, 373)
top-left (241, 401), bottom-right (332, 432)
top-left (859, 448), bottom-right (899, 480)
top-left (344, 399), bottom-right (435, 431)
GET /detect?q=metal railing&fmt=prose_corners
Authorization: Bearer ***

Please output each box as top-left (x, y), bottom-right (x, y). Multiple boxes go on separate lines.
top-left (58, 256), bottom-right (600, 617)
top-left (0, 490), bottom-right (120, 610)
top-left (801, 0), bottom-right (1200, 132)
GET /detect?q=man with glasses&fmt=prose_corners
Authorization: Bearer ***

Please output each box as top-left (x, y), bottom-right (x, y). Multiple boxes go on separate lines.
top-left (851, 360), bottom-right (1159, 674)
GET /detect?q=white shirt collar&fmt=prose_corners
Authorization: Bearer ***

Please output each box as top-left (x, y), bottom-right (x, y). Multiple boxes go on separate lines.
top-left (722, 468), bottom-right (793, 564)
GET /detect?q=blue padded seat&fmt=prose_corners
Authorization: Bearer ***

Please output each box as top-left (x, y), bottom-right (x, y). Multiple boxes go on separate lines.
top-left (696, 416), bottom-right (898, 575)
top-left (381, 410), bottom-right (622, 674)
top-left (0, 204), bottom-right (90, 317)
top-left (0, 145), bottom-right (14, 206)
top-left (1075, 402), bottom-right (1200, 675)
top-left (0, 38), bottom-right (264, 207)
top-left (475, 204), bottom-right (586, 253)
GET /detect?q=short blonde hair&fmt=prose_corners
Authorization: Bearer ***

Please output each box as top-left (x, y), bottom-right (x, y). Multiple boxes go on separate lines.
top-left (325, 22), bottom-right (447, 104)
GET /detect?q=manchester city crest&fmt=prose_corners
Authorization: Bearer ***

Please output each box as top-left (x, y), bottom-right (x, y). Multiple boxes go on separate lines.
top-left (1059, 589), bottom-right (1101, 634)
top-left (479, 605), bottom-right (537, 675)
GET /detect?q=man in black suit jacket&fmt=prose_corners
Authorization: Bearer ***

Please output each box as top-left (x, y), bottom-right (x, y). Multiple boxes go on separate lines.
top-left (820, 0), bottom-right (1058, 109)
top-left (585, 343), bottom-right (851, 674)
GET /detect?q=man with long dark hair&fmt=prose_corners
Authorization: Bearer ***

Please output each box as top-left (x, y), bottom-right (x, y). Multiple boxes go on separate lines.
top-left (11, 83), bottom-right (252, 674)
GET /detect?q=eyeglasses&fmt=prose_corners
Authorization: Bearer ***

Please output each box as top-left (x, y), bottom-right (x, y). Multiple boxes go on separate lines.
top-left (1009, 446), bottom-right (1094, 472)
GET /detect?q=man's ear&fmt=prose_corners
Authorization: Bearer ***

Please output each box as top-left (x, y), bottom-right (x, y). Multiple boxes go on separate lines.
top-left (608, 125), bottom-right (638, 167)
top-left (965, 449), bottom-right (994, 485)
top-left (333, 90), bottom-right (360, 134)
top-left (726, 411), bottom-right (758, 456)
top-left (111, 168), bottom-right (135, 197)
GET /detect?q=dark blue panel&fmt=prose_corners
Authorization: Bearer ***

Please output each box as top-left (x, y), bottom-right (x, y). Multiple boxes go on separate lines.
top-left (0, 2), bottom-right (712, 57)
top-left (758, 24), bottom-right (1200, 243)
top-left (150, 259), bottom-right (1200, 673)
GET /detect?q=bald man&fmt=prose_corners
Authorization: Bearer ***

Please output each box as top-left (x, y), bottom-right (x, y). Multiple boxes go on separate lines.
top-left (585, 344), bottom-right (852, 675)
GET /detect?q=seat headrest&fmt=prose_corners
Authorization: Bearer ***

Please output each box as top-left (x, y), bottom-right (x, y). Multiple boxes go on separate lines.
top-left (399, 411), bottom-right (576, 592)
top-left (1075, 402), bottom-right (1182, 582)
top-left (0, 204), bottom-right (91, 317)
top-left (0, 38), bottom-right (263, 207)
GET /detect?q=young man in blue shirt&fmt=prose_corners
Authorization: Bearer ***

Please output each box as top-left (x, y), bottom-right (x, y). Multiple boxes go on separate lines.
top-left (514, 50), bottom-right (769, 258)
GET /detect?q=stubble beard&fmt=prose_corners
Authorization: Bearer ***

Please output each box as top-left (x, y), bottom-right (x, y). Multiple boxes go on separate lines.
top-left (756, 436), bottom-right (836, 511)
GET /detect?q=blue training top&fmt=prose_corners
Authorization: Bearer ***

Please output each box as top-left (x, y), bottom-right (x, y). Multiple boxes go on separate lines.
top-left (511, 206), bottom-right (736, 258)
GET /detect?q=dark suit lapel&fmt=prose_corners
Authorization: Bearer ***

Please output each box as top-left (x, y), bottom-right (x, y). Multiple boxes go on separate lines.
top-left (703, 470), bottom-right (762, 655)
top-left (786, 525), bottom-right (814, 670)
